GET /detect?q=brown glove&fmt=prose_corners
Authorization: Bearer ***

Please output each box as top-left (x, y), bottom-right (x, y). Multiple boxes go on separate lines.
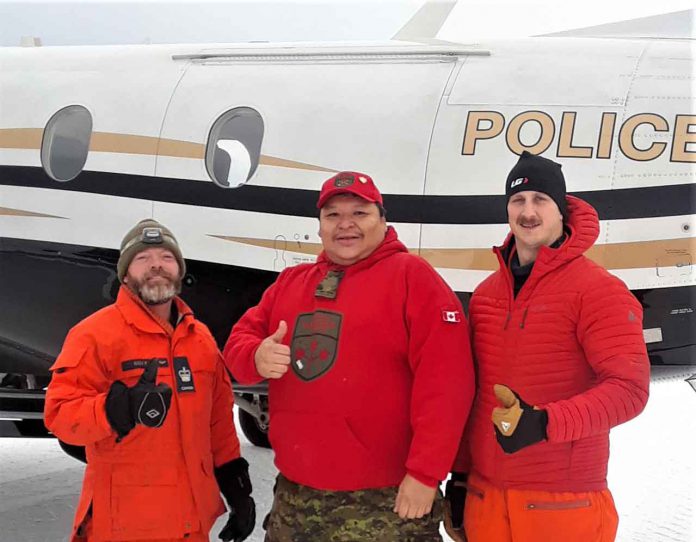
top-left (491, 384), bottom-right (548, 454)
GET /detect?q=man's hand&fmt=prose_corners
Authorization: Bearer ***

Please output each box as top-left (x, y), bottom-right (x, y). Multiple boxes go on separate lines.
top-left (215, 457), bottom-right (256, 542)
top-left (491, 384), bottom-right (548, 454)
top-left (393, 474), bottom-right (437, 519)
top-left (105, 360), bottom-right (172, 440)
top-left (254, 321), bottom-right (291, 379)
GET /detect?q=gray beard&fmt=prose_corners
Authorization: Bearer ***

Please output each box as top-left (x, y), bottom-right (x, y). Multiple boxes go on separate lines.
top-left (139, 282), bottom-right (179, 305)
top-left (127, 273), bottom-right (182, 305)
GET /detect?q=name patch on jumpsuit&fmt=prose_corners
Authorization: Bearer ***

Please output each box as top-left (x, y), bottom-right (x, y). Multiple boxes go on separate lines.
top-left (121, 358), bottom-right (168, 371)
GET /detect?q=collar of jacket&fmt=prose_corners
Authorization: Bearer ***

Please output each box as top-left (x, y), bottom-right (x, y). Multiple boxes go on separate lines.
top-left (116, 285), bottom-right (194, 336)
top-left (493, 195), bottom-right (600, 285)
top-left (315, 225), bottom-right (408, 274)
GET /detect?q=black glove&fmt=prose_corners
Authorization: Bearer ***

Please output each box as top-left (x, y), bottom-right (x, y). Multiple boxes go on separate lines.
top-left (492, 384), bottom-right (548, 454)
top-left (58, 439), bottom-right (87, 463)
top-left (105, 360), bottom-right (172, 440)
top-left (445, 472), bottom-right (467, 529)
top-left (215, 457), bottom-right (256, 542)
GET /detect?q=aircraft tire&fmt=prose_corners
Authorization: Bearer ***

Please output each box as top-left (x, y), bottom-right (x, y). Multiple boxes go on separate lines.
top-left (239, 408), bottom-right (271, 448)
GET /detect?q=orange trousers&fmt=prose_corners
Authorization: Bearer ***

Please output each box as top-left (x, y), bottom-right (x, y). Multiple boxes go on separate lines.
top-left (464, 473), bottom-right (618, 542)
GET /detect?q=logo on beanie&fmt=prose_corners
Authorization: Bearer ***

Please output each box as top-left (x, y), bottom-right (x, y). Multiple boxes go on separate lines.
top-left (358, 176), bottom-right (368, 184)
top-left (510, 177), bottom-right (529, 189)
top-left (334, 175), bottom-right (355, 188)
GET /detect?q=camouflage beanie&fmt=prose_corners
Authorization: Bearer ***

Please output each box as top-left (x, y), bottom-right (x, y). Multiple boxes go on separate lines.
top-left (117, 219), bottom-right (185, 282)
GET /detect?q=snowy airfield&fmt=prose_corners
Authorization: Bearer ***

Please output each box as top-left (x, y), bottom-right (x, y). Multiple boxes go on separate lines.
top-left (1, 369), bottom-right (694, 542)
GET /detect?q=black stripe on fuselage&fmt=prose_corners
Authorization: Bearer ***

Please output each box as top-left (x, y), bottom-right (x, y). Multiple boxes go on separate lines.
top-left (1, 165), bottom-right (693, 224)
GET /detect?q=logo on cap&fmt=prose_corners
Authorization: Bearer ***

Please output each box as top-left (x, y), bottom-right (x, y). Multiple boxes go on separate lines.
top-left (510, 177), bottom-right (529, 189)
top-left (334, 175), bottom-right (355, 188)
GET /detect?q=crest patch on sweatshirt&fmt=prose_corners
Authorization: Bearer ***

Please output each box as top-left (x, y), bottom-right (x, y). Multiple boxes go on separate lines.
top-left (290, 310), bottom-right (342, 381)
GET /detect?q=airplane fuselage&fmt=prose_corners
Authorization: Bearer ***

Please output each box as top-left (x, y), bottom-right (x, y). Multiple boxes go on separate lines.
top-left (0, 38), bottom-right (694, 426)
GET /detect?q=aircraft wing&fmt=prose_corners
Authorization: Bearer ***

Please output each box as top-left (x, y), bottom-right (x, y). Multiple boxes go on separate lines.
top-left (540, 9), bottom-right (695, 39)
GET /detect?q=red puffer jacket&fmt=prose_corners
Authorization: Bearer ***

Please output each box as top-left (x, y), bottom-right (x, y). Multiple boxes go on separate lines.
top-left (461, 196), bottom-right (650, 492)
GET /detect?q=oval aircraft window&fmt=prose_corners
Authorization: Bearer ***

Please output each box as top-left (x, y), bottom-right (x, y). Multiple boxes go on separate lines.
top-left (41, 105), bottom-right (93, 182)
top-left (206, 107), bottom-right (264, 188)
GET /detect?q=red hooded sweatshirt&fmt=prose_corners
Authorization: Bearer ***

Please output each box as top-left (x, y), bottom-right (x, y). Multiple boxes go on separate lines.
top-left (225, 227), bottom-right (474, 490)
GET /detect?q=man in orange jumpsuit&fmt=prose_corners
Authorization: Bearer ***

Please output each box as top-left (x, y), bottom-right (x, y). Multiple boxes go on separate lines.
top-left (44, 219), bottom-right (255, 542)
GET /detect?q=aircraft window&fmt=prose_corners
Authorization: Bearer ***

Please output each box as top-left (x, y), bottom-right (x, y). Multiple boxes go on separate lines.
top-left (206, 107), bottom-right (264, 188)
top-left (40, 105), bottom-right (93, 182)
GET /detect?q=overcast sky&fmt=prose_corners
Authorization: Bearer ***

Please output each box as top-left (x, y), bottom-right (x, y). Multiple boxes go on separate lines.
top-left (0, 0), bottom-right (693, 47)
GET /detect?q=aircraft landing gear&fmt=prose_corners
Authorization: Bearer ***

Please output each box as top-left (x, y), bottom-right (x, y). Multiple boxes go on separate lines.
top-left (234, 393), bottom-right (270, 448)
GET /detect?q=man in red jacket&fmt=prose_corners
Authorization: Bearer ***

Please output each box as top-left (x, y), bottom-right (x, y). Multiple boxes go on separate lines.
top-left (224, 171), bottom-right (475, 541)
top-left (445, 152), bottom-right (650, 542)
top-left (45, 219), bottom-right (255, 542)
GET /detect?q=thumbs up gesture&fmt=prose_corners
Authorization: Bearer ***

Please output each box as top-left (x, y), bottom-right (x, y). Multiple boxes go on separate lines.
top-left (491, 384), bottom-right (548, 454)
top-left (254, 321), bottom-right (291, 379)
top-left (105, 360), bottom-right (172, 440)
top-left (130, 361), bottom-right (172, 428)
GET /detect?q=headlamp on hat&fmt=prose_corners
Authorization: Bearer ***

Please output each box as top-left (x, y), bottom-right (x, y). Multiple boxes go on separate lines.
top-left (141, 227), bottom-right (164, 244)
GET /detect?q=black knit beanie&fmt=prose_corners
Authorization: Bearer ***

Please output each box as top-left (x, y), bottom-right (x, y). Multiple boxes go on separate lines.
top-left (505, 151), bottom-right (567, 219)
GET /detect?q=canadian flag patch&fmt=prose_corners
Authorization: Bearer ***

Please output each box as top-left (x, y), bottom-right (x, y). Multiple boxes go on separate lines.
top-left (442, 309), bottom-right (461, 323)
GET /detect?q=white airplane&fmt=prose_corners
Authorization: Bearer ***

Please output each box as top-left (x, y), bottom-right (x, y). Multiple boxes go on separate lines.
top-left (0, 2), bottom-right (694, 448)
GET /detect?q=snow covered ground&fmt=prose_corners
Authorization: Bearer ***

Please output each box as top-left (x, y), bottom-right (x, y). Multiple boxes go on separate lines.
top-left (1, 370), bottom-right (694, 542)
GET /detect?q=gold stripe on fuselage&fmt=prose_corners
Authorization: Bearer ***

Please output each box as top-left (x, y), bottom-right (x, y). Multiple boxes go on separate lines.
top-left (211, 235), bottom-right (695, 272)
top-left (0, 129), bottom-right (337, 172)
top-left (0, 206), bottom-right (66, 219)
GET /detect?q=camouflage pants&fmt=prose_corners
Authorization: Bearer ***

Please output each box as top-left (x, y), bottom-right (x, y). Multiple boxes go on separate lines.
top-left (263, 474), bottom-right (443, 542)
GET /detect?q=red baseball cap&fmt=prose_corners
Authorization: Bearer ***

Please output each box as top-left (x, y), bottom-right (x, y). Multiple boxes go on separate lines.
top-left (316, 171), bottom-right (383, 209)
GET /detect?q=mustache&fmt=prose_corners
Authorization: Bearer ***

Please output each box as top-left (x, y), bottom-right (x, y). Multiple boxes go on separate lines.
top-left (144, 268), bottom-right (177, 281)
top-left (517, 219), bottom-right (540, 226)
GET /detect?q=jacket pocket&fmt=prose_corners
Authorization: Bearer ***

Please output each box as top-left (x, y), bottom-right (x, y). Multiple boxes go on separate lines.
top-left (50, 343), bottom-right (88, 372)
top-left (199, 456), bottom-right (227, 526)
top-left (466, 482), bottom-right (485, 500)
top-left (110, 464), bottom-right (182, 538)
top-left (525, 498), bottom-right (591, 511)
top-left (270, 410), bottom-right (372, 482)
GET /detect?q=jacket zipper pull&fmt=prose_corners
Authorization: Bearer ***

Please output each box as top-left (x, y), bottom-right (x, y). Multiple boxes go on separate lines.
top-left (504, 311), bottom-right (511, 330)
top-left (520, 307), bottom-right (529, 329)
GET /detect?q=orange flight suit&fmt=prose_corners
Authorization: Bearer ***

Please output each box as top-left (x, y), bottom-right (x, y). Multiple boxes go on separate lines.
top-left (45, 287), bottom-right (241, 541)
